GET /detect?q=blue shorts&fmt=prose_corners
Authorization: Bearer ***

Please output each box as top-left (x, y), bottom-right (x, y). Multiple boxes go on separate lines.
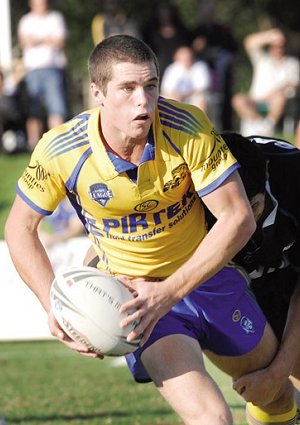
top-left (125, 266), bottom-right (267, 383)
top-left (25, 68), bottom-right (67, 118)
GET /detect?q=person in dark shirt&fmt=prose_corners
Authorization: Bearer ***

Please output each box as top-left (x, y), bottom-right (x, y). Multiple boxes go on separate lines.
top-left (142, 1), bottom-right (191, 78)
top-left (192, 2), bottom-right (237, 130)
top-left (218, 132), bottom-right (300, 409)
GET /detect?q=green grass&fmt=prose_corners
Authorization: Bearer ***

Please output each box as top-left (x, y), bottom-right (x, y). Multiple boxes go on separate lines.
top-left (0, 152), bottom-right (30, 238)
top-left (0, 340), bottom-right (246, 425)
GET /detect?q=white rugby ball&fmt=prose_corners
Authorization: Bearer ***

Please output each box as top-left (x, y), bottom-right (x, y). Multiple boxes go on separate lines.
top-left (50, 266), bottom-right (141, 356)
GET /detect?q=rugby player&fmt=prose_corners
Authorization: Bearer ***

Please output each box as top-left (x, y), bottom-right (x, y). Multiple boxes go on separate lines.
top-left (220, 132), bottom-right (300, 417)
top-left (5, 35), bottom-right (297, 425)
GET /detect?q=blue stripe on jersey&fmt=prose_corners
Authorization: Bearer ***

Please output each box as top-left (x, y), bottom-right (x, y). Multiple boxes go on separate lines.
top-left (16, 183), bottom-right (52, 215)
top-left (65, 147), bottom-right (92, 192)
top-left (162, 130), bottom-right (181, 155)
top-left (158, 98), bottom-right (203, 136)
top-left (45, 114), bottom-right (90, 160)
top-left (197, 163), bottom-right (240, 197)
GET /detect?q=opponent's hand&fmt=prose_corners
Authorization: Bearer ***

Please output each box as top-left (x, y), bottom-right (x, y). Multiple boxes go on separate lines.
top-left (117, 276), bottom-right (174, 346)
top-left (233, 368), bottom-right (283, 406)
top-left (48, 309), bottom-right (103, 359)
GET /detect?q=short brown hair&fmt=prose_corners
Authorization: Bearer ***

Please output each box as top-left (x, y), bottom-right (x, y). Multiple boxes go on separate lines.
top-left (88, 35), bottom-right (160, 94)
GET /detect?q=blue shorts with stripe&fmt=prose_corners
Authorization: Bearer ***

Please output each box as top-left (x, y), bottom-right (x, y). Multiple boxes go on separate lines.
top-left (125, 266), bottom-right (267, 383)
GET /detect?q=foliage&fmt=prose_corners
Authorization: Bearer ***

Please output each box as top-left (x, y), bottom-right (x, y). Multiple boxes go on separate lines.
top-left (10, 0), bottom-right (300, 100)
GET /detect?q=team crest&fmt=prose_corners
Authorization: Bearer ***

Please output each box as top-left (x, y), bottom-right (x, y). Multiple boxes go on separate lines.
top-left (89, 183), bottom-right (113, 206)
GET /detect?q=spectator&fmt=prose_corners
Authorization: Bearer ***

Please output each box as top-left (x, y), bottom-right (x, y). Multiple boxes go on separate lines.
top-left (142, 1), bottom-right (191, 78)
top-left (88, 0), bottom-right (141, 109)
top-left (160, 45), bottom-right (211, 112)
top-left (191, 1), bottom-right (238, 130)
top-left (18, 0), bottom-right (68, 151)
top-left (91, 0), bottom-right (141, 46)
top-left (232, 28), bottom-right (300, 137)
top-left (0, 67), bottom-right (27, 153)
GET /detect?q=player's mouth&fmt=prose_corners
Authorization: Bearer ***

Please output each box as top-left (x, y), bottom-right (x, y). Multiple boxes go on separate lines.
top-left (134, 113), bottom-right (150, 122)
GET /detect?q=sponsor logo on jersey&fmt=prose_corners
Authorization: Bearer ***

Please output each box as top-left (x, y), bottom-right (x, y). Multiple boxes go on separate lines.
top-left (89, 183), bottom-right (113, 206)
top-left (163, 163), bottom-right (188, 192)
top-left (240, 316), bottom-right (254, 334)
top-left (28, 160), bottom-right (51, 180)
top-left (232, 309), bottom-right (241, 322)
top-left (200, 131), bottom-right (229, 172)
top-left (134, 200), bottom-right (159, 212)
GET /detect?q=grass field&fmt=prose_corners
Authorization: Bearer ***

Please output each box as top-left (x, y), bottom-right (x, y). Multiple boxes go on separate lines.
top-left (0, 340), bottom-right (247, 425)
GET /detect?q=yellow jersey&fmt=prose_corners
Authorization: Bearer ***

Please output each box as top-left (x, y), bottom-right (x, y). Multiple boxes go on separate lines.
top-left (17, 97), bottom-right (238, 277)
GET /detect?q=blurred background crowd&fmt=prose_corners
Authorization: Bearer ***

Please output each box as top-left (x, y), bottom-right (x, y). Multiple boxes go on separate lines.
top-left (0, 0), bottom-right (299, 154)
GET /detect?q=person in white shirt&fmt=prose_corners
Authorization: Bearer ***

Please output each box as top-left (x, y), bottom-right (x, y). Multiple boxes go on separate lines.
top-left (160, 45), bottom-right (211, 112)
top-left (232, 28), bottom-right (300, 136)
top-left (18, 0), bottom-right (68, 150)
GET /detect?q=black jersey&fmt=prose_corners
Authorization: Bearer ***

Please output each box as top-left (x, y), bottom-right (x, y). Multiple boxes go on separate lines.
top-left (246, 136), bottom-right (300, 276)
top-left (231, 136), bottom-right (300, 339)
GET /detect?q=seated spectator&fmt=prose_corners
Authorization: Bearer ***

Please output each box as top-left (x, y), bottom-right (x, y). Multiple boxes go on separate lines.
top-left (91, 0), bottom-right (141, 46)
top-left (0, 67), bottom-right (27, 153)
top-left (160, 45), bottom-right (211, 112)
top-left (232, 28), bottom-right (300, 136)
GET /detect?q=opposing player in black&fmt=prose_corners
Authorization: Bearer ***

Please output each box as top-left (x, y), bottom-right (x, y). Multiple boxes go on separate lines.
top-left (218, 133), bottom-right (300, 418)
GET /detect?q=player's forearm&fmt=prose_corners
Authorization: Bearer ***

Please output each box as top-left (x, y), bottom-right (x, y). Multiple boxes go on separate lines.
top-left (164, 208), bottom-right (255, 301)
top-left (5, 225), bottom-right (54, 313)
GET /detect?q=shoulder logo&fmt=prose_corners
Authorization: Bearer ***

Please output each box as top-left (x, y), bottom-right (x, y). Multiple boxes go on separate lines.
top-left (89, 183), bottom-right (113, 207)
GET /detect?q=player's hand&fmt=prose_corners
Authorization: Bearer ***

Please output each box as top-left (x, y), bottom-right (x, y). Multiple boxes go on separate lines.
top-left (48, 309), bottom-right (104, 359)
top-left (117, 276), bottom-right (174, 346)
top-left (233, 368), bottom-right (283, 406)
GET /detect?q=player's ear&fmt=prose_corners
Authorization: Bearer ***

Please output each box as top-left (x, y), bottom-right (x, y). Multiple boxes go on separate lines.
top-left (90, 82), bottom-right (105, 106)
top-left (250, 193), bottom-right (265, 222)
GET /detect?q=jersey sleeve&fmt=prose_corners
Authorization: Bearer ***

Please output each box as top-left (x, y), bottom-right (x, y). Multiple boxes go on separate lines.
top-left (17, 132), bottom-right (66, 215)
top-left (180, 108), bottom-right (239, 196)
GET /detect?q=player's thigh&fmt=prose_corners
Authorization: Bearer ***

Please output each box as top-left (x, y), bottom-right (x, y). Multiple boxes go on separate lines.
top-left (141, 334), bottom-right (233, 425)
top-left (204, 321), bottom-right (278, 379)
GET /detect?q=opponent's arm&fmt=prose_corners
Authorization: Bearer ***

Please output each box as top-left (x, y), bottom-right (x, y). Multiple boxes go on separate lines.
top-left (121, 171), bottom-right (256, 343)
top-left (233, 278), bottom-right (300, 404)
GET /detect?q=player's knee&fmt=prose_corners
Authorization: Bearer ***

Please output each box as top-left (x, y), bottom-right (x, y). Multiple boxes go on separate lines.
top-left (185, 405), bottom-right (232, 425)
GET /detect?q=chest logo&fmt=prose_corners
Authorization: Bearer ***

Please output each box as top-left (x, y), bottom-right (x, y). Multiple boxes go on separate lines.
top-left (88, 183), bottom-right (113, 207)
top-left (163, 163), bottom-right (188, 192)
top-left (134, 200), bottom-right (159, 212)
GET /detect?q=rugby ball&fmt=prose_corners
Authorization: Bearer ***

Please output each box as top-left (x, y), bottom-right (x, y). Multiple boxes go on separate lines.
top-left (50, 266), bottom-right (141, 356)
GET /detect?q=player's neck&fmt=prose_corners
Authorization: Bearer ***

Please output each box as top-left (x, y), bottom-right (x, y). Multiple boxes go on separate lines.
top-left (100, 128), bottom-right (146, 165)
